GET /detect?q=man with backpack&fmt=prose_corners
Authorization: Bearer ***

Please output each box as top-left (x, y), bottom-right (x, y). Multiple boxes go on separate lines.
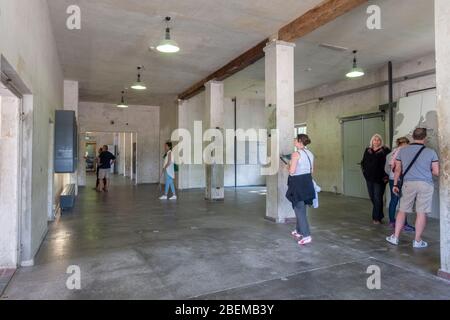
top-left (386, 128), bottom-right (440, 249)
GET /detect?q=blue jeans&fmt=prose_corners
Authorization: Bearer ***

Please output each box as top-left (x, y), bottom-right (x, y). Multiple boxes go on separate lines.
top-left (293, 201), bottom-right (311, 237)
top-left (165, 173), bottom-right (176, 196)
top-left (389, 180), bottom-right (408, 225)
top-left (366, 181), bottom-right (385, 222)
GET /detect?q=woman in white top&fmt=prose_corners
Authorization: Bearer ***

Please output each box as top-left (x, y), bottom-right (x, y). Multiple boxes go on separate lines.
top-left (287, 134), bottom-right (315, 245)
top-left (159, 142), bottom-right (177, 200)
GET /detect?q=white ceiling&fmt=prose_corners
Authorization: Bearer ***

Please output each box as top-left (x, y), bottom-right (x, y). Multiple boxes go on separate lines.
top-left (47, 0), bottom-right (323, 104)
top-left (225, 0), bottom-right (435, 97)
top-left (48, 0), bottom-right (435, 105)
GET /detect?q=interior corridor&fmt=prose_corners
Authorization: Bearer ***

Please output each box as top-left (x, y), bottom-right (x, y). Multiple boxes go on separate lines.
top-left (2, 175), bottom-right (449, 300)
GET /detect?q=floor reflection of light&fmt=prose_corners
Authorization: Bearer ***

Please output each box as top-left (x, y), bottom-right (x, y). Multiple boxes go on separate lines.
top-left (52, 227), bottom-right (72, 256)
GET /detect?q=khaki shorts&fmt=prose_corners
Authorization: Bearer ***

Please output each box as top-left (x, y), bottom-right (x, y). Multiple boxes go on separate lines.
top-left (98, 169), bottom-right (110, 180)
top-left (399, 181), bottom-right (434, 213)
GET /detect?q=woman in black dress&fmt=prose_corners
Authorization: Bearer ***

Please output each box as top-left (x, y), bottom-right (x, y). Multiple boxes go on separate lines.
top-left (361, 134), bottom-right (391, 224)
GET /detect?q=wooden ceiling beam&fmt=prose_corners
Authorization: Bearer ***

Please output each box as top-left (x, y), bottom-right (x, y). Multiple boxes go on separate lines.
top-left (279, 0), bottom-right (368, 42)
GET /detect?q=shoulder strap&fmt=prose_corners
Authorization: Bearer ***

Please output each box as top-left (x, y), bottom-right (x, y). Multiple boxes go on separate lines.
top-left (301, 150), bottom-right (313, 174)
top-left (403, 146), bottom-right (426, 177)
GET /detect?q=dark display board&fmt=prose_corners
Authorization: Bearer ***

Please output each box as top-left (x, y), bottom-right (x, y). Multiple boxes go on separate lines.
top-left (54, 110), bottom-right (78, 173)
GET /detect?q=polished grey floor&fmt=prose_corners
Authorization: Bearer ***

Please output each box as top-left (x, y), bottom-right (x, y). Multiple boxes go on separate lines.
top-left (2, 175), bottom-right (449, 300)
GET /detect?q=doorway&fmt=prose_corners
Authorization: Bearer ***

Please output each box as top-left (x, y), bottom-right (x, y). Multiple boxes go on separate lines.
top-left (342, 114), bottom-right (386, 199)
top-left (85, 142), bottom-right (97, 172)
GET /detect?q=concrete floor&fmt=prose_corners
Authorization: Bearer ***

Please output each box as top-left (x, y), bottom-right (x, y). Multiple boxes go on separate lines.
top-left (2, 175), bottom-right (449, 300)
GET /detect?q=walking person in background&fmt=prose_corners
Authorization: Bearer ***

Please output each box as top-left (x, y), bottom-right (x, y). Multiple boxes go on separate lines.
top-left (286, 134), bottom-right (316, 246)
top-left (95, 147), bottom-right (106, 191)
top-left (385, 137), bottom-right (415, 231)
top-left (361, 134), bottom-right (391, 225)
top-left (159, 142), bottom-right (177, 200)
top-left (97, 145), bottom-right (116, 193)
top-left (387, 128), bottom-right (439, 249)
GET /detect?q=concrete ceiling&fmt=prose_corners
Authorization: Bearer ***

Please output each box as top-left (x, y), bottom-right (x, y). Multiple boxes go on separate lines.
top-left (47, 0), bottom-right (323, 104)
top-left (225, 0), bottom-right (435, 97)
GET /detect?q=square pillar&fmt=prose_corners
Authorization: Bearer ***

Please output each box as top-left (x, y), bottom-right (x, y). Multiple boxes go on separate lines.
top-left (264, 40), bottom-right (296, 223)
top-left (204, 81), bottom-right (225, 200)
top-left (435, 0), bottom-right (450, 281)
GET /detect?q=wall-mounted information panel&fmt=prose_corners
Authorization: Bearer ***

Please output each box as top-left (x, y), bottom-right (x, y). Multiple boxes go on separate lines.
top-left (54, 110), bottom-right (78, 173)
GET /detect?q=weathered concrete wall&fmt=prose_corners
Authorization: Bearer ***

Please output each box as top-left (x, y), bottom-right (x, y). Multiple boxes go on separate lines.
top-left (435, 0), bottom-right (450, 279)
top-left (295, 53), bottom-right (436, 194)
top-left (78, 102), bottom-right (160, 184)
top-left (0, 0), bottom-right (64, 265)
top-left (87, 132), bottom-right (115, 150)
top-left (0, 96), bottom-right (20, 267)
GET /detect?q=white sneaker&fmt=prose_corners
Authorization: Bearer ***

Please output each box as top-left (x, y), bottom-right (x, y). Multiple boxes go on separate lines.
top-left (386, 235), bottom-right (399, 246)
top-left (159, 195), bottom-right (168, 200)
top-left (413, 240), bottom-right (428, 249)
top-left (298, 236), bottom-right (312, 246)
top-left (169, 195), bottom-right (177, 200)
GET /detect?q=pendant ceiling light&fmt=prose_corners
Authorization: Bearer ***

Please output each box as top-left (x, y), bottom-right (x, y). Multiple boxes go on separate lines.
top-left (117, 90), bottom-right (128, 108)
top-left (156, 17), bottom-right (180, 53)
top-left (131, 66), bottom-right (147, 90)
top-left (346, 50), bottom-right (365, 78)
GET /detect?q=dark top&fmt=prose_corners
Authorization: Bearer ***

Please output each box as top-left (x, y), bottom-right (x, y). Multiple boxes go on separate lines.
top-left (99, 151), bottom-right (116, 169)
top-left (286, 173), bottom-right (316, 207)
top-left (361, 146), bottom-right (391, 184)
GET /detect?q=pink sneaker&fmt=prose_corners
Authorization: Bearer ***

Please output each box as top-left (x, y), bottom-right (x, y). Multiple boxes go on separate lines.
top-left (298, 236), bottom-right (312, 246)
top-left (291, 231), bottom-right (302, 240)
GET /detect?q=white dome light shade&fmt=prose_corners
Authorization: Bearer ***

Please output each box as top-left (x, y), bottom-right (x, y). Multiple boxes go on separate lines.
top-left (157, 39), bottom-right (180, 53)
top-left (346, 67), bottom-right (365, 78)
top-left (131, 82), bottom-right (147, 90)
top-left (131, 66), bottom-right (147, 90)
top-left (346, 50), bottom-right (365, 78)
top-left (117, 91), bottom-right (128, 108)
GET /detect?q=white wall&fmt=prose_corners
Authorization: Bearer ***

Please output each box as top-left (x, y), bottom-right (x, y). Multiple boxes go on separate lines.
top-left (78, 102), bottom-right (160, 184)
top-left (0, 0), bottom-right (64, 265)
top-left (178, 92), bottom-right (206, 189)
top-left (294, 53), bottom-right (436, 194)
top-left (223, 97), bottom-right (266, 187)
top-left (177, 90), bottom-right (266, 189)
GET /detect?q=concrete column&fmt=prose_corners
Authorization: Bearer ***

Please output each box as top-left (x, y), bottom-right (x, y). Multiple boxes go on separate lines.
top-left (119, 132), bottom-right (126, 175)
top-left (436, 0), bottom-right (450, 281)
top-left (204, 81), bottom-right (225, 200)
top-left (130, 132), bottom-right (135, 180)
top-left (176, 99), bottom-right (188, 190)
top-left (63, 80), bottom-right (79, 195)
top-left (125, 132), bottom-right (132, 178)
top-left (264, 40), bottom-right (296, 223)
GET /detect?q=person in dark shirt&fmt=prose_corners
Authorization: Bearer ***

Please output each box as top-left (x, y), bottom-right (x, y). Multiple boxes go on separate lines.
top-left (361, 134), bottom-right (391, 224)
top-left (95, 147), bottom-right (107, 190)
top-left (97, 145), bottom-right (116, 192)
